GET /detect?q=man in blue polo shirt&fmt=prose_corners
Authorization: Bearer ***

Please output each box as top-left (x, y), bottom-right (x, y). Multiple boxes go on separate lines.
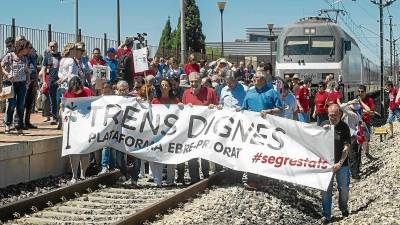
top-left (220, 70), bottom-right (248, 108)
top-left (241, 68), bottom-right (282, 189)
top-left (242, 69), bottom-right (282, 115)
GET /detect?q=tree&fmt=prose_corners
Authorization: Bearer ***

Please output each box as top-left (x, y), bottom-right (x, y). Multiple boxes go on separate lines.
top-left (171, 0), bottom-right (206, 53)
top-left (156, 16), bottom-right (173, 57)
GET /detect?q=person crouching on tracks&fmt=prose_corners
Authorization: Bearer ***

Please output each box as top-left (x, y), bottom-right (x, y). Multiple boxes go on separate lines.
top-left (385, 81), bottom-right (400, 139)
top-left (357, 85), bottom-right (375, 159)
top-left (63, 76), bottom-right (95, 184)
top-left (320, 104), bottom-right (351, 222)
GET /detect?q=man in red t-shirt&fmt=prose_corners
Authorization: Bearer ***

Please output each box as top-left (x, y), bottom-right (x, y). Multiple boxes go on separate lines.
top-left (313, 82), bottom-right (329, 125)
top-left (180, 72), bottom-right (218, 184)
top-left (295, 78), bottom-right (312, 123)
top-left (183, 54), bottom-right (200, 75)
top-left (358, 85), bottom-right (375, 158)
top-left (385, 81), bottom-right (400, 138)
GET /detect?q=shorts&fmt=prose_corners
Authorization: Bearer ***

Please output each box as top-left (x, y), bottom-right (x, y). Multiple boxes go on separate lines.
top-left (387, 108), bottom-right (400, 124)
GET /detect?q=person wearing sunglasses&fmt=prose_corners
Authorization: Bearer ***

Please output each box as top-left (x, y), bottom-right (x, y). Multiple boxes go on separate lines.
top-left (4, 37), bottom-right (15, 54)
top-left (357, 85), bottom-right (375, 159)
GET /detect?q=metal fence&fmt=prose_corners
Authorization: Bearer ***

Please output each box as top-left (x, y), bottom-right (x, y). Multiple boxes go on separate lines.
top-left (0, 23), bottom-right (118, 58)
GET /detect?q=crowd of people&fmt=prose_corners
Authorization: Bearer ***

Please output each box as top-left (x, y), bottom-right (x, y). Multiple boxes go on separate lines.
top-left (1, 36), bottom-right (400, 223)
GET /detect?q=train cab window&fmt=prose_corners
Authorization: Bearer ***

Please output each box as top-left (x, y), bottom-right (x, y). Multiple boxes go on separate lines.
top-left (284, 36), bottom-right (309, 55)
top-left (310, 36), bottom-right (335, 55)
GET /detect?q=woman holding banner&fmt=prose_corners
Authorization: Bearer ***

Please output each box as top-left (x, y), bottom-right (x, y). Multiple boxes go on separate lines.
top-left (63, 76), bottom-right (95, 183)
top-left (149, 79), bottom-right (180, 186)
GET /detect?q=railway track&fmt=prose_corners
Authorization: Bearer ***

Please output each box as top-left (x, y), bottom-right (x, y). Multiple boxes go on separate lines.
top-left (0, 170), bottom-right (224, 225)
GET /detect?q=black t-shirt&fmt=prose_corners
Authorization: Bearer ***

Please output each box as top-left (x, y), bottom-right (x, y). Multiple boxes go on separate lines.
top-left (43, 52), bottom-right (61, 82)
top-left (321, 120), bottom-right (351, 166)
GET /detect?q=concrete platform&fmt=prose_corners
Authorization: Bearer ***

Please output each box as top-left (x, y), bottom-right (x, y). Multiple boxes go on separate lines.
top-left (0, 113), bottom-right (68, 188)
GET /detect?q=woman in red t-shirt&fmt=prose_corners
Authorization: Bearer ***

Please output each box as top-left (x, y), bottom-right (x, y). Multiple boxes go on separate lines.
top-left (327, 82), bottom-right (342, 105)
top-left (63, 76), bottom-right (94, 184)
top-left (149, 79), bottom-right (180, 186)
top-left (313, 82), bottom-right (329, 126)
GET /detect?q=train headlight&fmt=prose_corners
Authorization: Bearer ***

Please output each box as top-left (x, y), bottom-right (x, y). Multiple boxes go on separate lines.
top-left (304, 27), bottom-right (316, 35)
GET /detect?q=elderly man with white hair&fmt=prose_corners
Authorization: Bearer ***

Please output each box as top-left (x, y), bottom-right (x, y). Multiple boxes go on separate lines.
top-left (219, 70), bottom-right (248, 109)
top-left (179, 72), bottom-right (218, 184)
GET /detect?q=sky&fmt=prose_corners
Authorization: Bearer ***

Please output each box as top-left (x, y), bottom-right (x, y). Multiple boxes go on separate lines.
top-left (1, 0), bottom-right (399, 62)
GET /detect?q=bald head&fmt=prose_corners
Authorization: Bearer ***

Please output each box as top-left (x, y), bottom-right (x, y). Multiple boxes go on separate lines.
top-left (328, 104), bottom-right (341, 125)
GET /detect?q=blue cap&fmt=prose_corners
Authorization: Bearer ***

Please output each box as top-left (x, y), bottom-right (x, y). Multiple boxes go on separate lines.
top-left (107, 47), bottom-right (116, 53)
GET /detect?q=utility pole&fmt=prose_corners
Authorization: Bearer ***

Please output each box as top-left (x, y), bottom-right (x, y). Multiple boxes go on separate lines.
top-left (369, 0), bottom-right (398, 113)
top-left (389, 16), bottom-right (393, 79)
top-left (180, 0), bottom-right (186, 65)
top-left (117, 0), bottom-right (121, 46)
top-left (75, 0), bottom-right (79, 42)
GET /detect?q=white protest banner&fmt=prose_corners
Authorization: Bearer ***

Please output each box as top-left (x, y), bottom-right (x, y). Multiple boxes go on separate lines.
top-left (61, 96), bottom-right (335, 191)
top-left (132, 48), bottom-right (149, 73)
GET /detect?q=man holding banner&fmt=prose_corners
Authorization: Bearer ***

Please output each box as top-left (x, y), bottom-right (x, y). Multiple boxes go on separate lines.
top-left (180, 72), bottom-right (218, 184)
top-left (320, 104), bottom-right (351, 222)
top-left (241, 68), bottom-right (282, 189)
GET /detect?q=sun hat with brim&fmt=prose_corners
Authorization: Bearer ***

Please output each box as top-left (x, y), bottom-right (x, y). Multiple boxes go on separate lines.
top-left (75, 42), bottom-right (86, 51)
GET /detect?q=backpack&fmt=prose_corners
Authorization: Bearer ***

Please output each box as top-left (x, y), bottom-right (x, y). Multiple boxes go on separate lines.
top-left (117, 54), bottom-right (133, 87)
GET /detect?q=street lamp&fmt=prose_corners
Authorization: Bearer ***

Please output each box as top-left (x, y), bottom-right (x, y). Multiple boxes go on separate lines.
top-left (267, 23), bottom-right (274, 66)
top-left (217, 2), bottom-right (226, 58)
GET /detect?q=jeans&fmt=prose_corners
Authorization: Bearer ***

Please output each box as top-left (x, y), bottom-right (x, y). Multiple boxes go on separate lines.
top-left (48, 81), bottom-right (59, 120)
top-left (130, 156), bottom-right (141, 182)
top-left (349, 140), bottom-right (361, 176)
top-left (101, 146), bottom-right (116, 168)
top-left (298, 112), bottom-right (310, 123)
top-left (322, 166), bottom-right (350, 219)
top-left (316, 113), bottom-right (328, 126)
top-left (115, 151), bottom-right (128, 178)
top-left (41, 92), bottom-right (51, 117)
top-left (5, 81), bottom-right (27, 129)
top-left (188, 158), bottom-right (209, 183)
top-left (24, 80), bottom-right (37, 124)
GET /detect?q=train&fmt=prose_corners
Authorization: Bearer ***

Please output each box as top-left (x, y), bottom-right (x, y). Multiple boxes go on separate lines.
top-left (275, 17), bottom-right (387, 101)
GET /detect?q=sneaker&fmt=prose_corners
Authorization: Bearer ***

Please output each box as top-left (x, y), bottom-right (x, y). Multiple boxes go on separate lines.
top-left (116, 176), bottom-right (127, 185)
top-left (24, 123), bottom-right (38, 129)
top-left (176, 177), bottom-right (186, 185)
top-left (321, 217), bottom-right (332, 224)
top-left (99, 167), bottom-right (108, 175)
top-left (130, 179), bottom-right (138, 187)
top-left (4, 125), bottom-right (11, 134)
top-left (50, 118), bottom-right (57, 125)
top-left (43, 117), bottom-right (51, 122)
top-left (69, 178), bottom-right (77, 184)
top-left (16, 129), bottom-right (23, 136)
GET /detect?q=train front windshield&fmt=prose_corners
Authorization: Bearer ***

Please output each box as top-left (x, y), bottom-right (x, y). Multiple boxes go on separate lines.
top-left (284, 36), bottom-right (335, 55)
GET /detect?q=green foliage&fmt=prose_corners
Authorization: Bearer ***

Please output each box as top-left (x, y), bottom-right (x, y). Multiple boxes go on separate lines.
top-left (156, 17), bottom-right (173, 56)
top-left (171, 0), bottom-right (206, 52)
